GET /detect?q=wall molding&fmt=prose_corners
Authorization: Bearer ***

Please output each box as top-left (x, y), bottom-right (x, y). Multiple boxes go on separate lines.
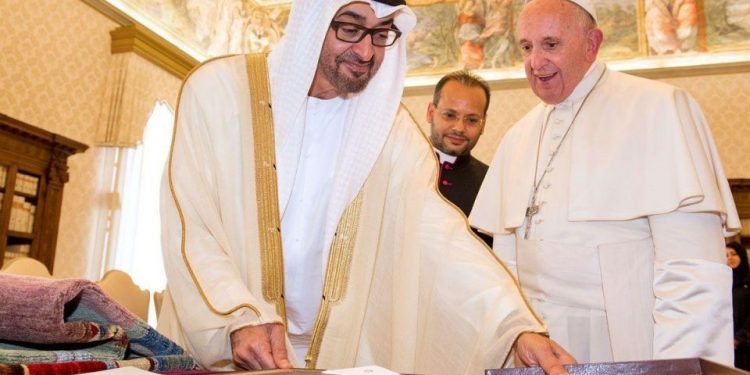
top-left (627, 60), bottom-right (750, 80)
top-left (404, 59), bottom-right (750, 96)
top-left (81, 0), bottom-right (197, 79)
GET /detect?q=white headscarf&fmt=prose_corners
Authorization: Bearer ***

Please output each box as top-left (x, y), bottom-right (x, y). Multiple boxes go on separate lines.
top-left (268, 0), bottom-right (416, 249)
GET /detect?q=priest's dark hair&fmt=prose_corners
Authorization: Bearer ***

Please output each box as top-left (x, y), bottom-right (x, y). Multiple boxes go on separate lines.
top-left (432, 70), bottom-right (491, 115)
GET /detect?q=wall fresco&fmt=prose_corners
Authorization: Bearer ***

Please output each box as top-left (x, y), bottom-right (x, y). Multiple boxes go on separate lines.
top-left (114, 0), bottom-right (750, 76)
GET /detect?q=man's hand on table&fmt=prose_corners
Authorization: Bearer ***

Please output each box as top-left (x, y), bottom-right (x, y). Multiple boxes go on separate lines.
top-left (230, 323), bottom-right (292, 370)
top-left (514, 332), bottom-right (576, 375)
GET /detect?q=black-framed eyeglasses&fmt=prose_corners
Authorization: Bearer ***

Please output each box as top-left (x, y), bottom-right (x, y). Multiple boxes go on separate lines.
top-left (330, 21), bottom-right (402, 47)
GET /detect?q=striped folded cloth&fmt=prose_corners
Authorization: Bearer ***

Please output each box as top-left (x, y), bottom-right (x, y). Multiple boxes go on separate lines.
top-left (0, 274), bottom-right (196, 373)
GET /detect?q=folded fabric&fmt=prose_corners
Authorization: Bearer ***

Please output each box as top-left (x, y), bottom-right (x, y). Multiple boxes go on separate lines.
top-left (0, 355), bottom-right (197, 375)
top-left (0, 274), bottom-right (196, 373)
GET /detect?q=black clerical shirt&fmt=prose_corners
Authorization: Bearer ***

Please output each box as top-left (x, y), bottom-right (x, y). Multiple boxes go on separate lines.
top-left (437, 152), bottom-right (493, 246)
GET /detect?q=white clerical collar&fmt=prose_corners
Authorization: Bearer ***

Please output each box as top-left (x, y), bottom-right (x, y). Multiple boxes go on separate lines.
top-left (435, 148), bottom-right (458, 164)
top-left (555, 60), bottom-right (606, 108)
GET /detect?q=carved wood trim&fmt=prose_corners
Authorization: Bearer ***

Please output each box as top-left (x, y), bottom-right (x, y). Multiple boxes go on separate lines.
top-left (729, 179), bottom-right (750, 220)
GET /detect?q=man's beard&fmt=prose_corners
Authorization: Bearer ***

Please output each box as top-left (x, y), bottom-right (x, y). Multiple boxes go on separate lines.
top-left (431, 131), bottom-right (471, 157)
top-left (320, 50), bottom-right (375, 95)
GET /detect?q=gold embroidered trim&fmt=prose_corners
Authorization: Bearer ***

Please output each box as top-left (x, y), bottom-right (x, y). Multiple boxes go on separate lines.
top-left (168, 54), bottom-right (260, 317)
top-left (305, 192), bottom-right (364, 368)
top-left (398, 104), bottom-right (547, 365)
top-left (246, 53), bottom-right (287, 323)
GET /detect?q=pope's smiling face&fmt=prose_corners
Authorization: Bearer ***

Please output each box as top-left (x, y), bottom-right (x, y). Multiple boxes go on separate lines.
top-left (310, 2), bottom-right (394, 99)
top-left (517, 0), bottom-right (601, 104)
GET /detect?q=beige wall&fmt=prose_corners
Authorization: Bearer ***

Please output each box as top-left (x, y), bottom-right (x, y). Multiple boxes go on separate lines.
top-left (403, 70), bottom-right (750, 178)
top-left (0, 0), bottom-right (181, 277)
top-left (0, 1), bottom-right (748, 278)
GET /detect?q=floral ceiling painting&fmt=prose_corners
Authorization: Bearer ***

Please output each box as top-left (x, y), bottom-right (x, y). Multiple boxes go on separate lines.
top-left (113, 0), bottom-right (750, 78)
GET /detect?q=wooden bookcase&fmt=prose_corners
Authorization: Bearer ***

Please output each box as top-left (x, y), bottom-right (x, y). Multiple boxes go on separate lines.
top-left (729, 179), bottom-right (750, 247)
top-left (0, 113), bottom-right (88, 271)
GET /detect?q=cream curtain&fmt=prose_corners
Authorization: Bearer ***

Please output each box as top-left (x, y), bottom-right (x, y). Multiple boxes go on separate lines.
top-left (96, 52), bottom-right (181, 147)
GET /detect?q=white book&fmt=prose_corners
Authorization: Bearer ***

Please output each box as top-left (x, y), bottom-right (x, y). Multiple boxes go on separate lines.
top-left (28, 205), bottom-right (36, 232)
top-left (30, 176), bottom-right (39, 193)
top-left (22, 178), bottom-right (30, 195)
top-left (21, 203), bottom-right (29, 233)
top-left (9, 206), bottom-right (18, 231)
top-left (9, 197), bottom-right (21, 231)
top-left (324, 366), bottom-right (401, 375)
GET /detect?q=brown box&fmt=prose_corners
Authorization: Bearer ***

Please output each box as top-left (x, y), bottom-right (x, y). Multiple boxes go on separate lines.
top-left (486, 358), bottom-right (750, 375)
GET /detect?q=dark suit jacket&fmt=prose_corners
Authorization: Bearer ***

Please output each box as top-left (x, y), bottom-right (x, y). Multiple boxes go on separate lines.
top-left (437, 153), bottom-right (493, 247)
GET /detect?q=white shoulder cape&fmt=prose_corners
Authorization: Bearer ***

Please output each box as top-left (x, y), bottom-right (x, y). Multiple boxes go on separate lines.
top-left (471, 66), bottom-right (740, 235)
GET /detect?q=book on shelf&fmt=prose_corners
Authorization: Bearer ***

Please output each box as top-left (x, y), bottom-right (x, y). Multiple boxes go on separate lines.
top-left (15, 173), bottom-right (39, 196)
top-left (5, 244), bottom-right (31, 257)
top-left (9, 195), bottom-right (35, 233)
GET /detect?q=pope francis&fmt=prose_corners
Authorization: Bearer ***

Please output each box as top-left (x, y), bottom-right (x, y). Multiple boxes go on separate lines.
top-left (471, 0), bottom-right (739, 367)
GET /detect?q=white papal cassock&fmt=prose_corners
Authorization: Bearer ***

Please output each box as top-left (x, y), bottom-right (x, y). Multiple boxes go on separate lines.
top-left (471, 60), bottom-right (740, 365)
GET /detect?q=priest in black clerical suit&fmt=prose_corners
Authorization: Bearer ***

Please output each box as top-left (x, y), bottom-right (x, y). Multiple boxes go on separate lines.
top-left (437, 154), bottom-right (488, 217)
top-left (427, 70), bottom-right (493, 246)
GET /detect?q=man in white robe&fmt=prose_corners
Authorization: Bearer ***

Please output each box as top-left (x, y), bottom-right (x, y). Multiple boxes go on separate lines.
top-left (158, 1), bottom-right (575, 374)
top-left (470, 0), bottom-right (740, 366)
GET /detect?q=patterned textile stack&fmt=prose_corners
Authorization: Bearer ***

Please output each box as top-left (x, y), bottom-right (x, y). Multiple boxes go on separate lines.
top-left (0, 274), bottom-right (196, 374)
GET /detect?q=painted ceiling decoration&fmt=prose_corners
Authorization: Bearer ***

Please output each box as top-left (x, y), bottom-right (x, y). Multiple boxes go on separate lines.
top-left (98, 0), bottom-right (750, 86)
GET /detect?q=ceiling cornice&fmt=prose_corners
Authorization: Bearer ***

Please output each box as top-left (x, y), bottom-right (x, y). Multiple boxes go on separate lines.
top-left (110, 24), bottom-right (198, 78)
top-left (81, 0), bottom-right (134, 26)
top-left (81, 0), bottom-right (198, 79)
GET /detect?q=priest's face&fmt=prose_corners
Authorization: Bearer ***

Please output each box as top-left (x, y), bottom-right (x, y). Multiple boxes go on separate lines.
top-left (517, 0), bottom-right (602, 104)
top-left (427, 80), bottom-right (487, 156)
top-left (310, 2), bottom-right (394, 99)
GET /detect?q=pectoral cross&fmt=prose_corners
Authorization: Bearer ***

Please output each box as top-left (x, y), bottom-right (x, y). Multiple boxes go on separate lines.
top-left (523, 197), bottom-right (540, 240)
